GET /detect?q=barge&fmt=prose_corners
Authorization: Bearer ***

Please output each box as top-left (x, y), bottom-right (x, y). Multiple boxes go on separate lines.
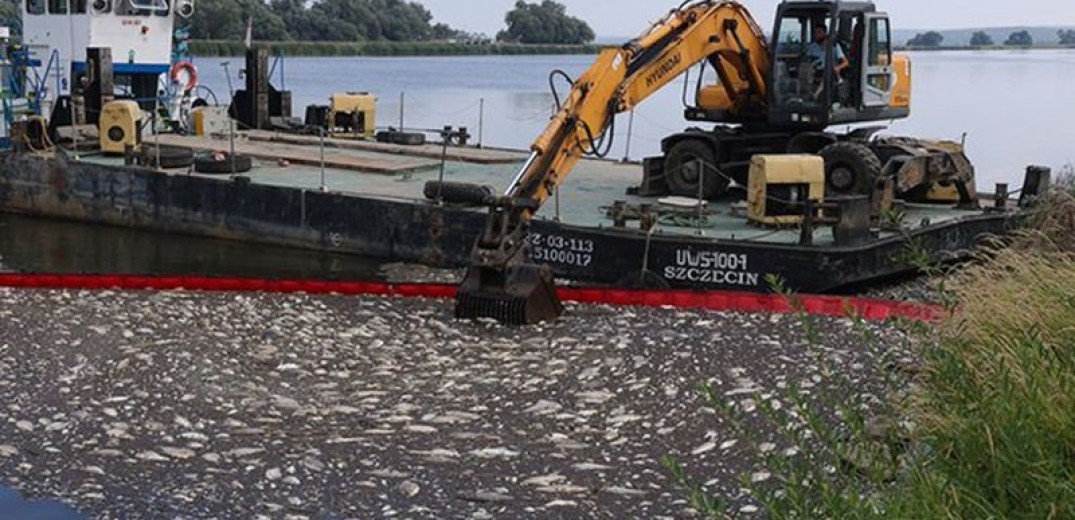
top-left (0, 1), bottom-right (1051, 294)
top-left (0, 136), bottom-right (1039, 292)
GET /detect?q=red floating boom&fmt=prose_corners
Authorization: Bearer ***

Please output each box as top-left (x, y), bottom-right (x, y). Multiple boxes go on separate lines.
top-left (0, 274), bottom-right (945, 323)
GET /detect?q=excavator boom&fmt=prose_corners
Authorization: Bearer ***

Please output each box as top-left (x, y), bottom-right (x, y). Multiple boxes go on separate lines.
top-left (452, 0), bottom-right (773, 324)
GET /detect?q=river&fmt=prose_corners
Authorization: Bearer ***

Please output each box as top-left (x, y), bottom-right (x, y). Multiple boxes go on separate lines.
top-left (0, 50), bottom-right (1072, 276)
top-left (191, 49), bottom-right (1075, 188)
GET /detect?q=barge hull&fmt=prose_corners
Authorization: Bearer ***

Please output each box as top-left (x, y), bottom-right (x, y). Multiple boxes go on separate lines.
top-left (0, 153), bottom-right (1015, 292)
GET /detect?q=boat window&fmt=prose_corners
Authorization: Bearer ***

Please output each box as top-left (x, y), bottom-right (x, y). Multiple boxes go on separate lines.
top-left (72, 0), bottom-right (86, 12)
top-left (117, 0), bottom-right (170, 16)
top-left (26, 0), bottom-right (46, 15)
top-left (47, 0), bottom-right (66, 14)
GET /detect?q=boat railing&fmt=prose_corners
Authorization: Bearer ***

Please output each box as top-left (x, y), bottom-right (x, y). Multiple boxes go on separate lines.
top-left (269, 51), bottom-right (286, 92)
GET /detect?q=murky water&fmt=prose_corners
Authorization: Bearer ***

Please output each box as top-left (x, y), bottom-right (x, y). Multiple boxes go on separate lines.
top-left (0, 213), bottom-right (383, 278)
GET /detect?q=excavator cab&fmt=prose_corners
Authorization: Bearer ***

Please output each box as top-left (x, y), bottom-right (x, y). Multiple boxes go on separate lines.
top-left (766, 1), bottom-right (909, 129)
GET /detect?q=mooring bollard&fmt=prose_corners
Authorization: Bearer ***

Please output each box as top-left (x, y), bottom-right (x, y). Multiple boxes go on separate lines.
top-left (995, 183), bottom-right (1009, 210)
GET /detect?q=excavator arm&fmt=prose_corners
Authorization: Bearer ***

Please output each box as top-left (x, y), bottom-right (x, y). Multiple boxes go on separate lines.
top-left (452, 0), bottom-right (772, 324)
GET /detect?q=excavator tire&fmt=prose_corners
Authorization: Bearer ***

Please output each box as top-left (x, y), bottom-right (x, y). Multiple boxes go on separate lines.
top-left (665, 139), bottom-right (728, 199)
top-left (819, 141), bottom-right (881, 196)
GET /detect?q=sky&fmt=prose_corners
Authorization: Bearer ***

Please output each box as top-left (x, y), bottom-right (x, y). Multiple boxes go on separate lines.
top-left (418, 0), bottom-right (1075, 37)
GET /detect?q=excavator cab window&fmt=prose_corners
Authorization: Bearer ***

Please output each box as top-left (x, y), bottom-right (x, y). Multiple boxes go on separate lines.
top-left (770, 8), bottom-right (838, 124)
top-left (861, 14), bottom-right (894, 107)
top-left (830, 13), bottom-right (868, 108)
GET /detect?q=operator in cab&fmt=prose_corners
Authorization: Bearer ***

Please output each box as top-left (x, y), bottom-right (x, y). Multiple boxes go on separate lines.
top-left (806, 23), bottom-right (849, 76)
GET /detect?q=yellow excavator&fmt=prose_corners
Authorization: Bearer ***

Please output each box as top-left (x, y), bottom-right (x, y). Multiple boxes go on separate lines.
top-left (446, 0), bottom-right (976, 324)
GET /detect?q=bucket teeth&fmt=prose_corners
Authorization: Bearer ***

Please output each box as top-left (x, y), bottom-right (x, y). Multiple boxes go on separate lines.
top-left (454, 263), bottom-right (563, 325)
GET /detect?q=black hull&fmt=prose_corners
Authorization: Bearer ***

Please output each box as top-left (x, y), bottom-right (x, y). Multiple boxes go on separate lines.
top-left (0, 153), bottom-right (1016, 293)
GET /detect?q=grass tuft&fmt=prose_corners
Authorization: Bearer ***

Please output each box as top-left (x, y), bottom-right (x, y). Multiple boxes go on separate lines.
top-left (671, 174), bottom-right (1075, 518)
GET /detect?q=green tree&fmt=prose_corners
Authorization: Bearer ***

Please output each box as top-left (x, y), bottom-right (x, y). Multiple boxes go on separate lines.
top-left (1004, 30), bottom-right (1033, 47)
top-left (185, 0), bottom-right (288, 41)
top-left (188, 0), bottom-right (462, 43)
top-left (906, 31), bottom-right (944, 48)
top-left (497, 1), bottom-right (595, 45)
top-left (969, 31), bottom-right (993, 47)
top-left (1058, 29), bottom-right (1075, 46)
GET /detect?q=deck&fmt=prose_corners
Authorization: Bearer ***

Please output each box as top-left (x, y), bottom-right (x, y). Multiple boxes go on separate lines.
top-left (83, 132), bottom-right (984, 248)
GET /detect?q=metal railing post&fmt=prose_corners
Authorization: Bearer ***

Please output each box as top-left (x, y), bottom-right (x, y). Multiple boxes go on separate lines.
top-left (477, 97), bottom-right (485, 149)
top-left (696, 162), bottom-right (705, 236)
top-left (319, 127), bottom-right (327, 192)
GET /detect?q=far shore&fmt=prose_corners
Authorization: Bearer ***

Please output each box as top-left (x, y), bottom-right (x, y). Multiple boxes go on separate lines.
top-left (189, 39), bottom-right (1074, 58)
top-left (189, 40), bottom-right (601, 58)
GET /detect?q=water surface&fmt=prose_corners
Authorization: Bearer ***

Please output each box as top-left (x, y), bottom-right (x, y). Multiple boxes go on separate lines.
top-left (193, 50), bottom-right (1075, 188)
top-left (0, 213), bottom-right (383, 277)
top-left (0, 484), bottom-right (82, 519)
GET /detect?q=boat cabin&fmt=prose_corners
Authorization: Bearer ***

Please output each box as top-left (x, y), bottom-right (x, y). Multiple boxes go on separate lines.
top-left (20, 0), bottom-right (192, 102)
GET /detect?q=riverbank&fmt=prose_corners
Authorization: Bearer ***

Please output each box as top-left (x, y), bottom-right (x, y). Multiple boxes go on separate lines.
top-left (667, 185), bottom-right (1075, 518)
top-left (898, 44), bottom-right (1075, 51)
top-left (186, 40), bottom-right (1075, 58)
top-left (189, 40), bottom-right (602, 58)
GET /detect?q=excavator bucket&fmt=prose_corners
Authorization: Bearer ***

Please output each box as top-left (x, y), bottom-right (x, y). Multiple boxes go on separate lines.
top-left (455, 262), bottom-right (563, 325)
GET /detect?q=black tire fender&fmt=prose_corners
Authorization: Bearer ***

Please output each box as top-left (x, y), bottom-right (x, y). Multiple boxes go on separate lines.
top-left (193, 153), bottom-right (254, 175)
top-left (375, 131), bottom-right (426, 146)
top-left (140, 144), bottom-right (194, 169)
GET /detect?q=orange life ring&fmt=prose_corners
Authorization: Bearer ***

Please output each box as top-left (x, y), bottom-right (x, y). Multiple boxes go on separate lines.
top-left (170, 61), bottom-right (198, 92)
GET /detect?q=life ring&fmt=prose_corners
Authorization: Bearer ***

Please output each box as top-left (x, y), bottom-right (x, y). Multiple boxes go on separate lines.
top-left (170, 61), bottom-right (198, 92)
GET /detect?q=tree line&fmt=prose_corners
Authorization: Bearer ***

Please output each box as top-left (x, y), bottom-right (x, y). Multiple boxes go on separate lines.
top-left (185, 0), bottom-right (594, 45)
top-left (907, 29), bottom-right (1075, 48)
top-left (0, 0), bottom-right (596, 45)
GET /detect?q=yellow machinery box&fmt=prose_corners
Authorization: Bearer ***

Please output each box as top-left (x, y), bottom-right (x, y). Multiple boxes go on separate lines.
top-left (329, 92), bottom-right (376, 139)
top-left (99, 100), bottom-right (143, 154)
top-left (747, 154), bottom-right (825, 226)
top-left (191, 106), bottom-right (234, 137)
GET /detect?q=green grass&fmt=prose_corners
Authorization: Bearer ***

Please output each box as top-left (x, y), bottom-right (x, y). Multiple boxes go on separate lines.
top-left (188, 40), bottom-right (602, 58)
top-left (670, 178), bottom-right (1075, 518)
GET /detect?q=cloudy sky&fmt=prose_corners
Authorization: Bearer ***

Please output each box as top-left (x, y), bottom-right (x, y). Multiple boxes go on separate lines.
top-left (418, 0), bottom-right (1075, 37)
